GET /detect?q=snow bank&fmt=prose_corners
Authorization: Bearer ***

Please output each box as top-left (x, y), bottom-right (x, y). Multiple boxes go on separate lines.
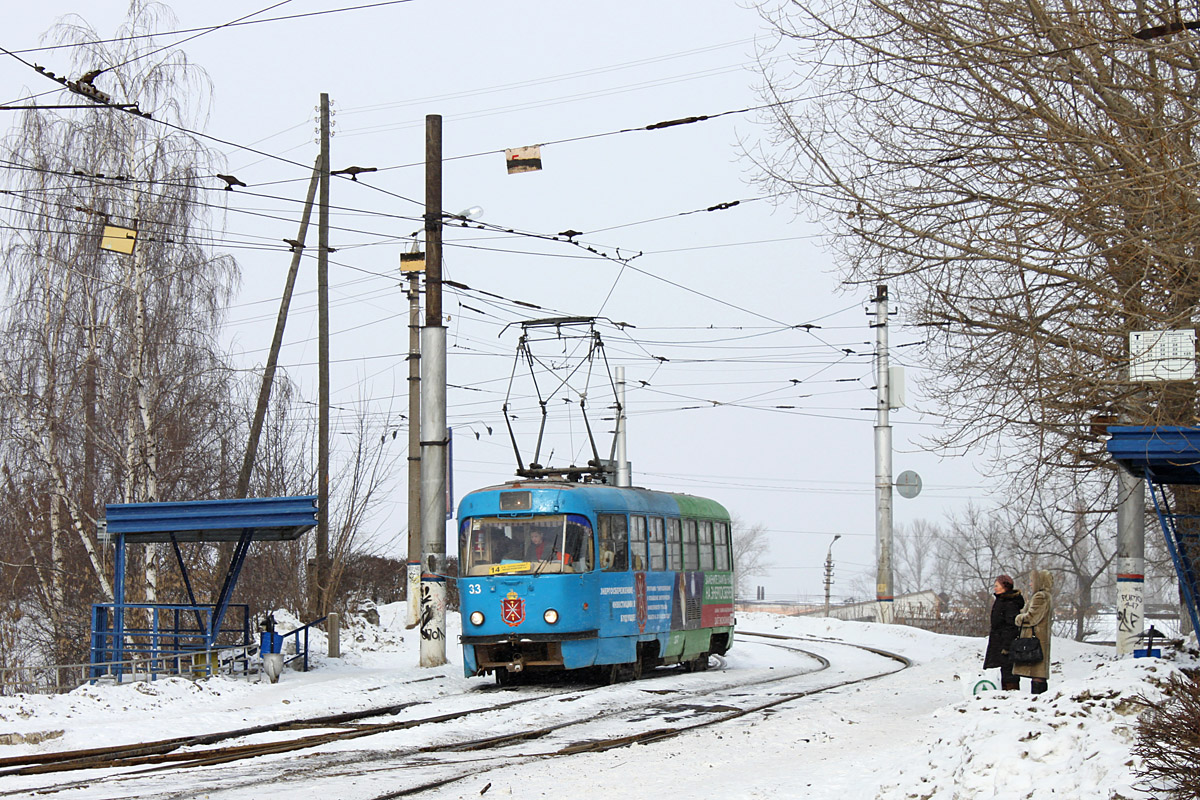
top-left (878, 648), bottom-right (1189, 800)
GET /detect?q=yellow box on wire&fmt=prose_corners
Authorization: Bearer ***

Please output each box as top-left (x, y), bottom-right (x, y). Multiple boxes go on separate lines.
top-left (100, 225), bottom-right (137, 254)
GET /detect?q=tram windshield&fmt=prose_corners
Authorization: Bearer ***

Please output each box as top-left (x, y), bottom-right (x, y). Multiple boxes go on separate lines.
top-left (461, 514), bottom-right (594, 576)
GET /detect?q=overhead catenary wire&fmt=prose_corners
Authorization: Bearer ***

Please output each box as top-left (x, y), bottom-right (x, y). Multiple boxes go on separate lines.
top-left (0, 22), bottom-right (916, 393)
top-left (102, 0), bottom-right (299, 77)
top-left (0, 10), bottom-right (1006, 583)
top-left (3, 1), bottom-right (418, 59)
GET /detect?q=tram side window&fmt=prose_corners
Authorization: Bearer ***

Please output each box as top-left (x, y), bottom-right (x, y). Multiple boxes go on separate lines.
top-left (598, 514), bottom-right (628, 572)
top-left (682, 519), bottom-right (699, 571)
top-left (698, 520), bottom-right (715, 571)
top-left (648, 516), bottom-right (666, 571)
top-left (630, 515), bottom-right (648, 571)
top-left (714, 521), bottom-right (730, 571)
top-left (666, 518), bottom-right (682, 571)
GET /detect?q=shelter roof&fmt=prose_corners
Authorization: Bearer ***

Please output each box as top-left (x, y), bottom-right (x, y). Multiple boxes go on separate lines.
top-left (103, 496), bottom-right (318, 543)
top-left (1107, 426), bottom-right (1200, 485)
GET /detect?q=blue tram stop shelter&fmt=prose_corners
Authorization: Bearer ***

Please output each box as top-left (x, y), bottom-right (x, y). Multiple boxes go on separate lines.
top-left (1107, 426), bottom-right (1200, 637)
top-left (90, 495), bottom-right (318, 683)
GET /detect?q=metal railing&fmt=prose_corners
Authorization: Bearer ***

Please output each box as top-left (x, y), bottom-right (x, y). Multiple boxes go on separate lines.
top-left (278, 616), bottom-right (325, 673)
top-left (5, 616), bottom-right (327, 696)
top-left (90, 602), bottom-right (251, 682)
top-left (0, 648), bottom-right (249, 696)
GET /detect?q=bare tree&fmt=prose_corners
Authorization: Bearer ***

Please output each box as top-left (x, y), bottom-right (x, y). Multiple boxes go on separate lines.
top-left (228, 389), bottom-right (405, 621)
top-left (752, 0), bottom-right (1200, 482)
top-left (0, 2), bottom-right (238, 663)
top-left (1000, 473), bottom-right (1117, 640)
top-left (322, 410), bottom-right (404, 616)
top-left (894, 518), bottom-right (941, 596)
top-left (732, 518), bottom-right (772, 599)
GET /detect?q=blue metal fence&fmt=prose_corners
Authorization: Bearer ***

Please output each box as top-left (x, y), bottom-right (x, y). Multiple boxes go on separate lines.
top-left (90, 603), bottom-right (250, 682)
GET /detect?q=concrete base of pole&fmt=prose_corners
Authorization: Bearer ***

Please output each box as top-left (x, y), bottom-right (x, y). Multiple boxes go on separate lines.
top-left (1116, 561), bottom-right (1145, 657)
top-left (407, 562), bottom-right (421, 628)
top-left (419, 575), bottom-right (447, 667)
top-left (1116, 467), bottom-right (1146, 656)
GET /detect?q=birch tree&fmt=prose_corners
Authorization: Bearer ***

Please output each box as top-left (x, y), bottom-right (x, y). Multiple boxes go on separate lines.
top-left (0, 1), bottom-right (238, 662)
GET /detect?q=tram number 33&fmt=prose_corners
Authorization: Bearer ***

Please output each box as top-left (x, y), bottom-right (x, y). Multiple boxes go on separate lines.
top-left (468, 583), bottom-right (482, 595)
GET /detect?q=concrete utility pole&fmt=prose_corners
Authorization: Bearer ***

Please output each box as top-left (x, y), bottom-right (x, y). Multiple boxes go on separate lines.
top-left (874, 285), bottom-right (895, 624)
top-left (315, 93), bottom-right (331, 618)
top-left (615, 366), bottom-right (630, 487)
top-left (419, 114), bottom-right (448, 667)
top-left (823, 534), bottom-right (841, 617)
top-left (406, 269), bottom-right (421, 629)
top-left (1116, 462), bottom-right (1147, 655)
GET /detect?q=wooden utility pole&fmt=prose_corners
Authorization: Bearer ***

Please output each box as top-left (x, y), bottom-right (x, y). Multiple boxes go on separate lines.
top-left (315, 93), bottom-right (331, 617)
top-left (236, 159), bottom-right (321, 498)
top-left (419, 113), bottom-right (448, 666)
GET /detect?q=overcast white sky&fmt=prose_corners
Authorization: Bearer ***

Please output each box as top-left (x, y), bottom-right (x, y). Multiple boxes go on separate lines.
top-left (1, 1), bottom-right (998, 602)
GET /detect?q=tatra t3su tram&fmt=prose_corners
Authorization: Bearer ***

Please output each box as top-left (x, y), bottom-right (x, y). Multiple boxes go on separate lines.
top-left (456, 480), bottom-right (735, 683)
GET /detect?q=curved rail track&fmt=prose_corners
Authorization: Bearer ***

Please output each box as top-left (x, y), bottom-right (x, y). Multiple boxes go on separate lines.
top-left (0, 631), bottom-right (909, 799)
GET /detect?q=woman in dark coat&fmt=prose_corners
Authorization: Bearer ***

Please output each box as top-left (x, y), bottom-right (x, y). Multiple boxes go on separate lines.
top-left (983, 574), bottom-right (1024, 690)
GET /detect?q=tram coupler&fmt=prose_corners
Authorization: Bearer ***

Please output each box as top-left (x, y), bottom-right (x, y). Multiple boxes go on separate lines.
top-left (505, 655), bottom-right (525, 673)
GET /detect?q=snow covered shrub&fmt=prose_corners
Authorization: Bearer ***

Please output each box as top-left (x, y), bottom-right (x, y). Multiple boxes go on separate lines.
top-left (1132, 669), bottom-right (1200, 799)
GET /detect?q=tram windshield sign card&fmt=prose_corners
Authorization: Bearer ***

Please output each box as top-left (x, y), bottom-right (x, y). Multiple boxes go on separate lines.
top-left (489, 562), bottom-right (531, 576)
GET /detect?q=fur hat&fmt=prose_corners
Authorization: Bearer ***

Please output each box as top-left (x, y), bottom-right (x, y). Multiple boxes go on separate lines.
top-left (995, 574), bottom-right (1015, 590)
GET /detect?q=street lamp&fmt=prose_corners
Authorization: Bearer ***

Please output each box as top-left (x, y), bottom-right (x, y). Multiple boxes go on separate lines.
top-left (823, 534), bottom-right (842, 617)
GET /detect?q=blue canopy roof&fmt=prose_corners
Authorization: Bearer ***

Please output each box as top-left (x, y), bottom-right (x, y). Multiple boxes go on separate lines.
top-left (1107, 426), bottom-right (1200, 485)
top-left (104, 496), bottom-right (318, 543)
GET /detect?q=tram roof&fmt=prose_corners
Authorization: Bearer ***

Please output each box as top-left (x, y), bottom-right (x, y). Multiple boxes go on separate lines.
top-left (463, 480), bottom-right (730, 518)
top-left (103, 496), bottom-right (319, 543)
top-left (1107, 426), bottom-right (1200, 485)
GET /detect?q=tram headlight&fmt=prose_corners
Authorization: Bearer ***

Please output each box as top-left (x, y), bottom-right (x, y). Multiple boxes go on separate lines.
top-left (470, 611), bottom-right (485, 626)
top-left (543, 608), bottom-right (559, 625)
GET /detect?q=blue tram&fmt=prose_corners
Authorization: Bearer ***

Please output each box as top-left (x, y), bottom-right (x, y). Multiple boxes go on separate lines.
top-left (456, 480), bottom-right (735, 682)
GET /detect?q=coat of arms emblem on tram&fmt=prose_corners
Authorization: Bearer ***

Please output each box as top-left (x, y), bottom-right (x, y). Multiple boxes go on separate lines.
top-left (501, 590), bottom-right (525, 627)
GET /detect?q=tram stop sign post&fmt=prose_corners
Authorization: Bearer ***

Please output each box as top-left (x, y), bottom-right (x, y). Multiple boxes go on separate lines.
top-left (896, 470), bottom-right (922, 499)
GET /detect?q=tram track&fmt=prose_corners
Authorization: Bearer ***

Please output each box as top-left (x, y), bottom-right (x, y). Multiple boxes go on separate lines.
top-left (1, 632), bottom-right (905, 799)
top-left (0, 685), bottom-right (575, 779)
top-left (374, 631), bottom-right (908, 797)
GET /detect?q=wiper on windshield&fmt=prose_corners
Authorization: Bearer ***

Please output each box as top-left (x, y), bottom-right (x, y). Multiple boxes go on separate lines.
top-left (532, 521), bottom-right (567, 576)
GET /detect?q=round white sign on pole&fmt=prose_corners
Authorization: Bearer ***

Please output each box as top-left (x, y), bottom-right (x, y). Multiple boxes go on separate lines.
top-left (896, 470), bottom-right (922, 499)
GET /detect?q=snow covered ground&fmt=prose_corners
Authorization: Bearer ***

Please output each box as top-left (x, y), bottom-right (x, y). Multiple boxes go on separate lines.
top-left (0, 606), bottom-right (1192, 799)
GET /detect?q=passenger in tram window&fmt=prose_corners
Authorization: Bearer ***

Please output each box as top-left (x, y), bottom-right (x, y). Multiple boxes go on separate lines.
top-left (492, 531), bottom-right (518, 562)
top-left (562, 522), bottom-right (588, 565)
top-left (526, 529), bottom-right (548, 561)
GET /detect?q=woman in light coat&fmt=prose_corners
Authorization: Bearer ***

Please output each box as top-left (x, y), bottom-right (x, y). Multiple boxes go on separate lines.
top-left (1013, 569), bottom-right (1053, 694)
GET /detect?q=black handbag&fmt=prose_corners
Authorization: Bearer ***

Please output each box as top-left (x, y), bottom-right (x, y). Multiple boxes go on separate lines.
top-left (1010, 625), bottom-right (1043, 664)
